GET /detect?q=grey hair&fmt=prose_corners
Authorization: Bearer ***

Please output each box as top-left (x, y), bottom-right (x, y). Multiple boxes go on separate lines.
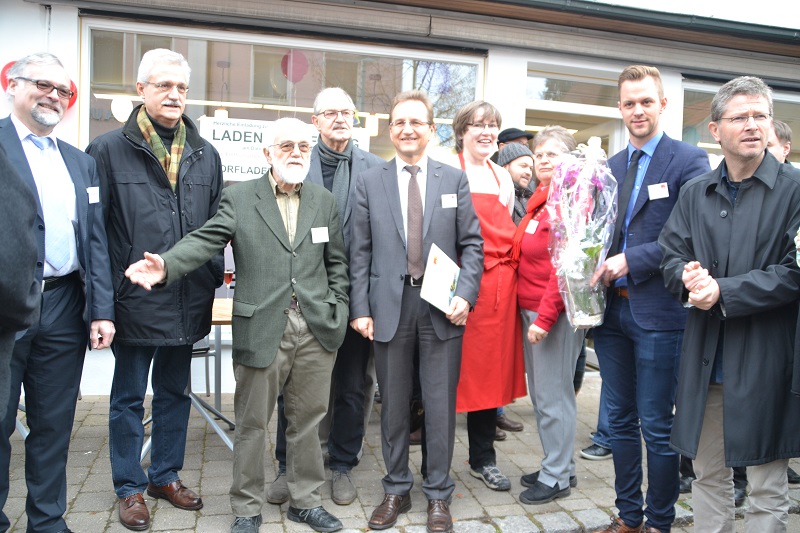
top-left (313, 87), bottom-right (355, 114)
top-left (137, 49), bottom-right (191, 85)
top-left (6, 52), bottom-right (65, 88)
top-left (532, 125), bottom-right (577, 154)
top-left (711, 76), bottom-right (773, 122)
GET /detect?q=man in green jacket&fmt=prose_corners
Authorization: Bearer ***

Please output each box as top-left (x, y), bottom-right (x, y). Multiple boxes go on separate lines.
top-left (125, 117), bottom-right (350, 533)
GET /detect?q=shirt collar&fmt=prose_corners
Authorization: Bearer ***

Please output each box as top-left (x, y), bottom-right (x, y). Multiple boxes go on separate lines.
top-left (268, 170), bottom-right (302, 197)
top-left (628, 130), bottom-right (663, 161)
top-left (9, 113), bottom-right (58, 147)
top-left (396, 155), bottom-right (428, 178)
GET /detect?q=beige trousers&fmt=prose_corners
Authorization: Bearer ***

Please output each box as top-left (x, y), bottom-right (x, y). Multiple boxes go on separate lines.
top-left (230, 307), bottom-right (336, 516)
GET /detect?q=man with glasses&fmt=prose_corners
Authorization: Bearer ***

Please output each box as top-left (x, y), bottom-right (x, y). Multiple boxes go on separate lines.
top-left (349, 90), bottom-right (483, 532)
top-left (125, 117), bottom-right (350, 533)
top-left (590, 65), bottom-right (710, 533)
top-left (86, 48), bottom-right (223, 531)
top-left (661, 76), bottom-right (800, 532)
top-left (268, 87), bottom-right (384, 507)
top-left (0, 52), bottom-right (115, 533)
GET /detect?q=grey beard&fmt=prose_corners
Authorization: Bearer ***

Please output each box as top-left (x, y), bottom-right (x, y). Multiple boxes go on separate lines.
top-left (31, 106), bottom-right (61, 127)
top-left (274, 163), bottom-right (307, 184)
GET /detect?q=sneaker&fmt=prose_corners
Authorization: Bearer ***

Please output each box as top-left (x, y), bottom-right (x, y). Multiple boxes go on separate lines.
top-left (580, 443), bottom-right (612, 460)
top-left (331, 469), bottom-right (357, 505)
top-left (521, 470), bottom-right (577, 488)
top-left (231, 515), bottom-right (262, 533)
top-left (266, 468), bottom-right (289, 504)
top-left (470, 464), bottom-right (511, 491)
top-left (519, 479), bottom-right (571, 505)
top-left (287, 506), bottom-right (342, 532)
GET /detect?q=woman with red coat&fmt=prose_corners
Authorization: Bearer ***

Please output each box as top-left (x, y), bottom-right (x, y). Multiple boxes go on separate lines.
top-left (513, 126), bottom-right (585, 505)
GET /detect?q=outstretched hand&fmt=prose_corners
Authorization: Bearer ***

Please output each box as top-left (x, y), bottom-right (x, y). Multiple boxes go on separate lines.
top-left (125, 252), bottom-right (166, 291)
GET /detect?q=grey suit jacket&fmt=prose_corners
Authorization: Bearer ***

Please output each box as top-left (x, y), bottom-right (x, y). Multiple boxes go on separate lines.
top-left (349, 157), bottom-right (483, 343)
top-left (307, 143), bottom-right (384, 255)
top-left (161, 174), bottom-right (350, 368)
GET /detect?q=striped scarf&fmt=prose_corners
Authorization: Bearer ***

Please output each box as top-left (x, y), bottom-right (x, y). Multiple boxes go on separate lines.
top-left (137, 106), bottom-right (186, 191)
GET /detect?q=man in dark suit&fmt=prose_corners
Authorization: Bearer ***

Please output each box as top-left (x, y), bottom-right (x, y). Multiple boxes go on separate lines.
top-left (269, 87), bottom-right (384, 507)
top-left (590, 65), bottom-right (710, 533)
top-left (125, 117), bottom-right (350, 533)
top-left (0, 146), bottom-right (39, 417)
top-left (0, 52), bottom-right (115, 533)
top-left (349, 90), bottom-right (483, 533)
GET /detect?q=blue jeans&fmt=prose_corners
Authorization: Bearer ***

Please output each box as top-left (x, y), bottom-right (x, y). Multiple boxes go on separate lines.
top-left (109, 344), bottom-right (192, 498)
top-left (593, 297), bottom-right (681, 532)
top-left (591, 381), bottom-right (612, 449)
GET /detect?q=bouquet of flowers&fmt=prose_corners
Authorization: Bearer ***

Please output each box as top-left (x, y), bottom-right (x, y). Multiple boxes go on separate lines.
top-left (547, 137), bottom-right (618, 328)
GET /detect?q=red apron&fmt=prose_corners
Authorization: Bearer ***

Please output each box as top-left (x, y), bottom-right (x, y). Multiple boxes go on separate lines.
top-left (456, 155), bottom-right (527, 412)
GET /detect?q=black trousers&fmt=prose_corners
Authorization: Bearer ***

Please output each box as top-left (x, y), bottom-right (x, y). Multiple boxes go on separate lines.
top-left (0, 277), bottom-right (86, 533)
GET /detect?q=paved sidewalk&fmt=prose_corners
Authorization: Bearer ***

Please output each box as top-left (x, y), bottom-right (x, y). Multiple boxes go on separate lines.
top-left (7, 373), bottom-right (800, 532)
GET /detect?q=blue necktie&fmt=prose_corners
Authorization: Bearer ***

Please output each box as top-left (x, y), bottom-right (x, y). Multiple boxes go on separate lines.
top-left (29, 135), bottom-right (72, 271)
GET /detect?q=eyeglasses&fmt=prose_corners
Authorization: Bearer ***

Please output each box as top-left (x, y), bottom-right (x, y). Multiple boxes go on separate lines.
top-left (271, 141), bottom-right (311, 153)
top-left (719, 113), bottom-right (771, 126)
top-left (467, 122), bottom-right (499, 132)
top-left (533, 151), bottom-right (563, 161)
top-left (389, 119), bottom-right (431, 129)
top-left (143, 81), bottom-right (189, 94)
top-left (317, 109), bottom-right (354, 120)
top-left (15, 77), bottom-right (74, 99)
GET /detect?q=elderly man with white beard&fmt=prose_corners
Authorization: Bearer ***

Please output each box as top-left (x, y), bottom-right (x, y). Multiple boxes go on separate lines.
top-left (125, 117), bottom-right (350, 533)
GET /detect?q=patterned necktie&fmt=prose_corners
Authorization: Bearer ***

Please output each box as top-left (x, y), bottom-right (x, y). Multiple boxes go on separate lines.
top-left (29, 135), bottom-right (72, 270)
top-left (405, 165), bottom-right (424, 279)
top-left (609, 149), bottom-right (643, 256)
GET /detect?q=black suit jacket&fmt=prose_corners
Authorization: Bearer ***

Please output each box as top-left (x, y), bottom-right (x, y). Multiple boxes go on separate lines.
top-left (0, 116), bottom-right (115, 340)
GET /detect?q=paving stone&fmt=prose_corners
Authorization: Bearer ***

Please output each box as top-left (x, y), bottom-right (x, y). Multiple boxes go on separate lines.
top-left (573, 508), bottom-right (613, 531)
top-left (495, 514), bottom-right (541, 532)
top-left (533, 511), bottom-right (580, 533)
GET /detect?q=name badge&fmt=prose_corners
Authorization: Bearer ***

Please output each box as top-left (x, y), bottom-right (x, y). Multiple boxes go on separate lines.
top-left (647, 183), bottom-right (669, 201)
top-left (87, 186), bottom-right (100, 204)
top-left (525, 220), bottom-right (539, 234)
top-left (441, 194), bottom-right (457, 209)
top-left (311, 227), bottom-right (329, 243)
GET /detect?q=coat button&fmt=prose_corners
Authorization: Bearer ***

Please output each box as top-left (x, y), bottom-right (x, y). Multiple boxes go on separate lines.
top-left (38, 224), bottom-right (44, 230)
top-left (702, 358), bottom-right (709, 366)
top-left (37, 261), bottom-right (43, 267)
top-left (720, 210), bottom-right (727, 218)
top-left (291, 278), bottom-right (296, 284)
top-left (293, 252), bottom-right (297, 257)
top-left (712, 260), bottom-right (718, 267)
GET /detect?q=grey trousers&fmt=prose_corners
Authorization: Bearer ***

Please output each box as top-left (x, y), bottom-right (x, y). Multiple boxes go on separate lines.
top-left (521, 308), bottom-right (585, 490)
top-left (693, 384), bottom-right (790, 533)
top-left (230, 307), bottom-right (335, 515)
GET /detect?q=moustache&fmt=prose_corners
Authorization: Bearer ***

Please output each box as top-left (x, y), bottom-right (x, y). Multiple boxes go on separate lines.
top-left (162, 99), bottom-right (182, 106)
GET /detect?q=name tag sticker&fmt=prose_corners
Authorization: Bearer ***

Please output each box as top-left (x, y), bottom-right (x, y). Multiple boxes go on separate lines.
top-left (87, 186), bottom-right (100, 204)
top-left (525, 220), bottom-right (539, 234)
top-left (311, 226), bottom-right (329, 243)
top-left (648, 183), bottom-right (669, 200)
top-left (441, 194), bottom-right (457, 209)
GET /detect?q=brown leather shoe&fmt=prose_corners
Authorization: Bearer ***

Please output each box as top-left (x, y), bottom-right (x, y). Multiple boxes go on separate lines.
top-left (494, 427), bottom-right (507, 441)
top-left (146, 480), bottom-right (203, 510)
top-left (496, 414), bottom-right (524, 432)
top-left (600, 517), bottom-right (644, 533)
top-left (118, 493), bottom-right (150, 531)
top-left (368, 493), bottom-right (411, 530)
top-left (426, 499), bottom-right (453, 532)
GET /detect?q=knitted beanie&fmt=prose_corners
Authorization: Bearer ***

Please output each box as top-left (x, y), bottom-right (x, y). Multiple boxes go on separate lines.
top-left (497, 143), bottom-right (534, 167)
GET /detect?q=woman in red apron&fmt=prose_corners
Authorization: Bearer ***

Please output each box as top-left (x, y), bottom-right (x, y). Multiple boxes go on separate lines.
top-left (451, 101), bottom-right (527, 492)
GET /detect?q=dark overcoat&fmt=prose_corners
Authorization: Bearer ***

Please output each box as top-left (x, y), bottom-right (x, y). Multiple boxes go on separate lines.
top-left (659, 152), bottom-right (800, 466)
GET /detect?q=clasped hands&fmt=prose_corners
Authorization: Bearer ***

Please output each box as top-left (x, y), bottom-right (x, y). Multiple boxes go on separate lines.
top-left (682, 260), bottom-right (720, 310)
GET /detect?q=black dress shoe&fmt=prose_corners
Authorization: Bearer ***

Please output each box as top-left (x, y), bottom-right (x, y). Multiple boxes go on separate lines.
top-left (521, 469), bottom-right (577, 488)
top-left (679, 475), bottom-right (695, 494)
top-left (788, 466), bottom-right (800, 484)
top-left (734, 487), bottom-right (747, 507)
top-left (287, 506), bottom-right (342, 532)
